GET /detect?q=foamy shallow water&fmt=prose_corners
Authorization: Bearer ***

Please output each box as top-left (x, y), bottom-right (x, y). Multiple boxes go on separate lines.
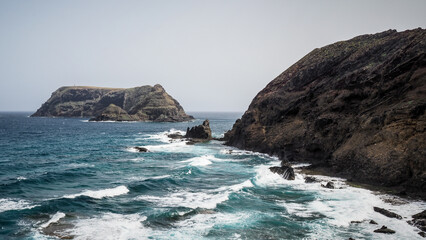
top-left (1, 112), bottom-right (424, 239)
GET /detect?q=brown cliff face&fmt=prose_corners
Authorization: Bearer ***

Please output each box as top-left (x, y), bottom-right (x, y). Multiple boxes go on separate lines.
top-left (225, 29), bottom-right (426, 197)
top-left (31, 84), bottom-right (193, 122)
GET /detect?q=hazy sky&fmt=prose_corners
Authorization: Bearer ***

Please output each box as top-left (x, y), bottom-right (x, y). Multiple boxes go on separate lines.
top-left (0, 0), bottom-right (425, 112)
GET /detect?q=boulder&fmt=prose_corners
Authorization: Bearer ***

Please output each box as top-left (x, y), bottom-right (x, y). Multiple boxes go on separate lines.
top-left (269, 163), bottom-right (295, 180)
top-left (304, 176), bottom-right (318, 183)
top-left (373, 207), bottom-right (402, 219)
top-left (374, 225), bottom-right (395, 234)
top-left (134, 147), bottom-right (148, 152)
top-left (321, 181), bottom-right (335, 189)
top-left (167, 133), bottom-right (183, 139)
top-left (408, 210), bottom-right (426, 233)
top-left (369, 220), bottom-right (378, 225)
top-left (185, 120), bottom-right (212, 140)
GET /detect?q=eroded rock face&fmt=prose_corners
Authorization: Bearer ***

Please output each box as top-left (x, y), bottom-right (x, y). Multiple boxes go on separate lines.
top-left (185, 120), bottom-right (212, 140)
top-left (32, 84), bottom-right (193, 122)
top-left (225, 28), bottom-right (426, 198)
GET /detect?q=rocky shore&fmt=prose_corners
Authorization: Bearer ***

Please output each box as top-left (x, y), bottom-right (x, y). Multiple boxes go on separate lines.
top-left (224, 28), bottom-right (426, 199)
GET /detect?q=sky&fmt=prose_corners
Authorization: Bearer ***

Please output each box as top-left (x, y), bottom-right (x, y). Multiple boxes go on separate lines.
top-left (0, 0), bottom-right (425, 112)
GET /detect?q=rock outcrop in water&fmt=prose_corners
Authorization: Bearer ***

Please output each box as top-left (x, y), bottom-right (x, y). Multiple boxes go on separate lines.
top-left (31, 84), bottom-right (193, 122)
top-left (185, 120), bottom-right (212, 140)
top-left (225, 28), bottom-right (426, 198)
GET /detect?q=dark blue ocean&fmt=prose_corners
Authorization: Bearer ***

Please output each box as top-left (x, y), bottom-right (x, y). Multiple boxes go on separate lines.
top-left (0, 112), bottom-right (424, 239)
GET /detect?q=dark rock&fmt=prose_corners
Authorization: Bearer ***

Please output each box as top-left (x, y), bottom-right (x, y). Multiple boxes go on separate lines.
top-left (369, 220), bottom-right (378, 225)
top-left (269, 163), bottom-right (295, 180)
top-left (305, 176), bottom-right (318, 183)
top-left (408, 210), bottom-right (426, 233)
top-left (224, 28), bottom-right (426, 198)
top-left (134, 147), bottom-right (148, 152)
top-left (413, 210), bottom-right (426, 219)
top-left (168, 133), bottom-right (183, 139)
top-left (348, 238), bottom-right (355, 240)
top-left (32, 84), bottom-right (194, 122)
top-left (374, 225), bottom-right (395, 234)
top-left (351, 220), bottom-right (362, 224)
top-left (419, 232), bottom-right (426, 238)
top-left (373, 207), bottom-right (402, 219)
top-left (321, 181), bottom-right (335, 189)
top-left (185, 120), bottom-right (212, 140)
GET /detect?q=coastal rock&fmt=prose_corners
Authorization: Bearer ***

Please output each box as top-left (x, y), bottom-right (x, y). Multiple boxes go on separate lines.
top-left (185, 120), bottom-right (212, 140)
top-left (408, 210), bottom-right (426, 233)
top-left (269, 163), bottom-right (295, 180)
top-left (321, 181), bottom-right (335, 189)
top-left (305, 176), bottom-right (318, 183)
top-left (224, 28), bottom-right (426, 198)
top-left (369, 220), bottom-right (378, 225)
top-left (373, 207), bottom-right (402, 219)
top-left (32, 84), bottom-right (194, 122)
top-left (134, 147), bottom-right (148, 152)
top-left (167, 133), bottom-right (183, 139)
top-left (374, 225), bottom-right (396, 234)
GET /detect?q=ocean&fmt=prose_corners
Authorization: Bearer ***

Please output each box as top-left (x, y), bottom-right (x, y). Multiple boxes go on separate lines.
top-left (0, 112), bottom-right (424, 239)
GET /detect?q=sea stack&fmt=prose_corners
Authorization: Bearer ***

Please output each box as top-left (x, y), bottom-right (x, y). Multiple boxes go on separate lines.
top-left (225, 28), bottom-right (426, 198)
top-left (31, 84), bottom-right (194, 122)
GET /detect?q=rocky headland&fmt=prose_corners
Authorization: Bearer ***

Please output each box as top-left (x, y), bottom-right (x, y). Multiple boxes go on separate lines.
top-left (225, 28), bottom-right (426, 199)
top-left (31, 84), bottom-right (193, 122)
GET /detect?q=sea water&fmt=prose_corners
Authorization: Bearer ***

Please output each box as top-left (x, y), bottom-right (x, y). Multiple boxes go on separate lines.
top-left (0, 112), bottom-right (424, 239)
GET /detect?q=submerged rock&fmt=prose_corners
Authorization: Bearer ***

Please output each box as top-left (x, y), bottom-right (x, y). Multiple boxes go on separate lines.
top-left (134, 147), bottom-right (148, 152)
top-left (304, 176), bottom-right (318, 183)
top-left (373, 207), bottom-right (402, 219)
top-left (224, 28), bottom-right (426, 198)
top-left (408, 210), bottom-right (426, 233)
top-left (321, 181), bottom-right (335, 189)
top-left (374, 225), bottom-right (396, 234)
top-left (269, 163), bottom-right (295, 180)
top-left (185, 120), bottom-right (212, 140)
top-left (167, 133), bottom-right (183, 139)
top-left (369, 220), bottom-right (378, 225)
top-left (32, 84), bottom-right (194, 122)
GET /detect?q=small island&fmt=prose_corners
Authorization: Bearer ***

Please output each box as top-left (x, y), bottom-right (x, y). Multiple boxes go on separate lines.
top-left (31, 84), bottom-right (193, 122)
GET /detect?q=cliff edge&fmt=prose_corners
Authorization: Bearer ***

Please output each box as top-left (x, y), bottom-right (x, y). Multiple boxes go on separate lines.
top-left (225, 28), bottom-right (426, 198)
top-left (31, 84), bottom-right (193, 122)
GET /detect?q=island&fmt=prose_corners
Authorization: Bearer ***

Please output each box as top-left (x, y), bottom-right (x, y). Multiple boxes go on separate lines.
top-left (31, 84), bottom-right (194, 122)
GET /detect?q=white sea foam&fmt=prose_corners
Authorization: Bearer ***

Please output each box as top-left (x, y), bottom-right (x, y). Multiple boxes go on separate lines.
top-left (17, 176), bottom-right (27, 180)
top-left (169, 212), bottom-right (252, 239)
top-left (0, 198), bottom-right (38, 213)
top-left (181, 155), bottom-right (213, 166)
top-left (145, 128), bottom-right (186, 143)
top-left (63, 185), bottom-right (129, 199)
top-left (40, 212), bottom-right (66, 228)
top-left (263, 164), bottom-right (426, 239)
top-left (136, 180), bottom-right (253, 209)
top-left (66, 163), bottom-right (95, 169)
top-left (64, 213), bottom-right (150, 240)
top-left (128, 175), bottom-right (171, 181)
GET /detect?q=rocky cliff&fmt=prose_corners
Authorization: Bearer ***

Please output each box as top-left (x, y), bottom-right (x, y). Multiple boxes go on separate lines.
top-left (225, 28), bottom-right (426, 197)
top-left (31, 84), bottom-right (193, 122)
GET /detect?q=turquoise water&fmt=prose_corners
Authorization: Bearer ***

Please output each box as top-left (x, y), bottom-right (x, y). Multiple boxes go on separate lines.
top-left (0, 112), bottom-right (424, 239)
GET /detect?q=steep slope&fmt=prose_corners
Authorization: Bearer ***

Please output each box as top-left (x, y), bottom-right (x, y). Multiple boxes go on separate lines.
top-left (225, 28), bottom-right (426, 197)
top-left (32, 84), bottom-right (193, 122)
